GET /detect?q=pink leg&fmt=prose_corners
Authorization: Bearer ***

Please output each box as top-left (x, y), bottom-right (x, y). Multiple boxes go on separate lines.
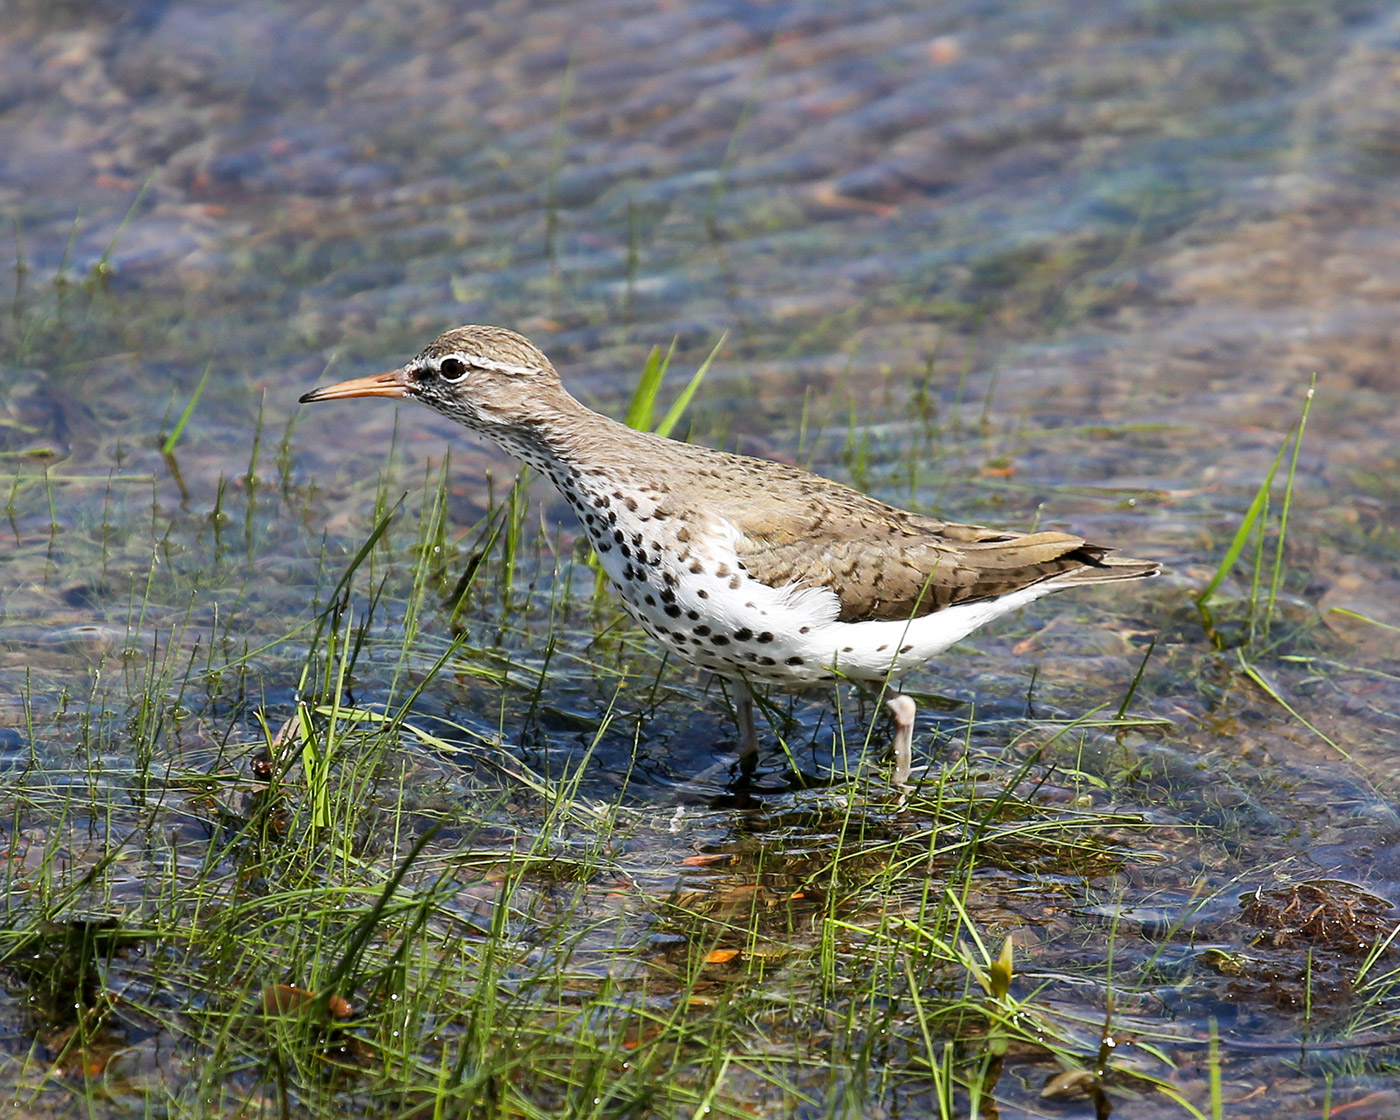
top-left (886, 693), bottom-right (917, 792)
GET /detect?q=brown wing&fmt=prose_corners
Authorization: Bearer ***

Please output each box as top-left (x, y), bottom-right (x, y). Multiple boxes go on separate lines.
top-left (647, 435), bottom-right (1157, 624)
top-left (726, 480), bottom-right (1135, 623)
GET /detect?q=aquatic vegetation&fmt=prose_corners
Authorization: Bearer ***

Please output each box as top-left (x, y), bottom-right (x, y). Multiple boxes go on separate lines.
top-left (3, 1), bottom-right (1400, 1114)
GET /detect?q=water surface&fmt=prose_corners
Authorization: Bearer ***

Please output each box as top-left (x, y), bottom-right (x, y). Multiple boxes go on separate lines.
top-left (3, 1), bottom-right (1399, 1115)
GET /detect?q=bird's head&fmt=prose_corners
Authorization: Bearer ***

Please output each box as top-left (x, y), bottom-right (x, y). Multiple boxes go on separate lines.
top-left (299, 325), bottom-right (567, 444)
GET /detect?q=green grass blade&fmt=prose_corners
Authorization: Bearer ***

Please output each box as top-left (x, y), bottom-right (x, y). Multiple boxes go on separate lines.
top-left (325, 494), bottom-right (405, 609)
top-left (296, 496), bottom-right (405, 698)
top-left (324, 821), bottom-right (443, 1000)
top-left (623, 338), bottom-right (675, 431)
top-left (1195, 428), bottom-right (1293, 609)
top-left (1326, 607), bottom-right (1400, 634)
top-left (297, 700), bottom-right (330, 829)
top-left (1263, 377), bottom-right (1315, 639)
top-left (91, 172), bottom-right (154, 285)
top-left (655, 331), bottom-right (726, 439)
top-left (543, 50), bottom-right (576, 263)
top-left (1237, 651), bottom-right (1357, 765)
top-left (161, 360), bottom-right (212, 455)
top-left (1114, 635), bottom-right (1156, 721)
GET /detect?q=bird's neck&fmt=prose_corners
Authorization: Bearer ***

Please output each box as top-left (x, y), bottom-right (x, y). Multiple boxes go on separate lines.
top-left (483, 384), bottom-right (656, 480)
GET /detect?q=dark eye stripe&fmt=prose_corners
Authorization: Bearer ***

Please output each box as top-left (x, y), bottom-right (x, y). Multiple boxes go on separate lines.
top-left (439, 357), bottom-right (467, 381)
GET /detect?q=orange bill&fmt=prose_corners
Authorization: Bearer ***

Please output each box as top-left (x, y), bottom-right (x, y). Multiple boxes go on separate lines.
top-left (299, 368), bottom-right (411, 404)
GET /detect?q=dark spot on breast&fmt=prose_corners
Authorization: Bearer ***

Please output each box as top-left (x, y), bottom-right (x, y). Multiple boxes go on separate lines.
top-left (715, 563), bottom-right (730, 578)
top-left (696, 589), bottom-right (708, 599)
top-left (733, 628), bottom-right (753, 642)
top-left (899, 644), bottom-right (913, 654)
top-left (877, 644), bottom-right (888, 652)
top-left (607, 510), bottom-right (618, 526)
top-left (598, 542), bottom-right (612, 553)
top-left (711, 635), bottom-right (730, 646)
top-left (676, 525), bottom-right (690, 543)
top-left (686, 610), bottom-right (699, 620)
top-left (689, 560), bottom-right (703, 574)
top-left (758, 656), bottom-right (775, 666)
top-left (729, 576), bottom-right (742, 590)
top-left (786, 656), bottom-right (804, 665)
top-left (664, 604), bottom-right (681, 618)
top-left (614, 529), bottom-right (625, 544)
top-left (799, 626), bottom-right (810, 634)
top-left (757, 632), bottom-right (773, 643)
top-left (842, 646), bottom-right (853, 653)
top-left (694, 625), bottom-right (711, 636)
top-left (644, 594), bottom-right (656, 606)
top-left (625, 496), bottom-right (638, 511)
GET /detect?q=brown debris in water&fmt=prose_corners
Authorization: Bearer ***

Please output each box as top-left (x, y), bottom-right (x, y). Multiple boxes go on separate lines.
top-left (1240, 879), bottom-right (1396, 956)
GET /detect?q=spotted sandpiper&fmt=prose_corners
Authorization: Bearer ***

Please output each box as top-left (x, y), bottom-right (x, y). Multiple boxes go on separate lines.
top-left (301, 326), bottom-right (1158, 761)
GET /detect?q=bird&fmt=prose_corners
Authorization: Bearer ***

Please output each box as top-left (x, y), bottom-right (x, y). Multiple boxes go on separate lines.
top-left (300, 325), bottom-right (1159, 765)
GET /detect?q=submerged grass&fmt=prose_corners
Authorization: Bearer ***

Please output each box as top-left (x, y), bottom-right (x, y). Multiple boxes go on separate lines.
top-left (161, 361), bottom-right (213, 457)
top-left (0, 627), bottom-right (1171, 1116)
top-left (0, 398), bottom-right (1223, 1118)
top-left (4, 236), bottom-right (1397, 1117)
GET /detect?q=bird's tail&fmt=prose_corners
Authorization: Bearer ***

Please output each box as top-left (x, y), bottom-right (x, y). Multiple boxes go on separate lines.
top-left (1048, 553), bottom-right (1161, 587)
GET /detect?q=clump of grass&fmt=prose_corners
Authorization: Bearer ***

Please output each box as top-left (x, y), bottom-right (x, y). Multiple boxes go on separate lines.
top-left (1195, 377), bottom-right (1315, 652)
top-left (2, 426), bottom-right (1231, 1120)
top-left (4, 190), bottom-right (153, 371)
top-left (10, 265), bottom-right (1382, 1119)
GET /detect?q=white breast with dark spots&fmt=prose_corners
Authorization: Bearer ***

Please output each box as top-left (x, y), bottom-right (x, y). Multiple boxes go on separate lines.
top-left (557, 473), bottom-right (1052, 685)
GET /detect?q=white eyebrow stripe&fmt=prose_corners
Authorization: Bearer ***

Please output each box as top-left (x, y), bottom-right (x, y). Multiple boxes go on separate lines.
top-left (450, 355), bottom-right (535, 377)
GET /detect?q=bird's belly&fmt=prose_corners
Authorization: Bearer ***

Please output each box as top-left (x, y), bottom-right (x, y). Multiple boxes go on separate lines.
top-left (799, 584), bottom-right (1054, 681)
top-left (607, 557), bottom-right (1055, 687)
top-left (589, 514), bottom-right (1054, 687)
top-left (590, 534), bottom-right (836, 684)
top-left (612, 577), bottom-right (835, 685)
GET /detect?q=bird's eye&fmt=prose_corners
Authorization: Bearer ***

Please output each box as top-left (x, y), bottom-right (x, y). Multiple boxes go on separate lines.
top-left (439, 357), bottom-right (468, 382)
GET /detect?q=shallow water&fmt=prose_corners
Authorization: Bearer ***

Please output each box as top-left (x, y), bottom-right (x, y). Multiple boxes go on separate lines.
top-left (3, 0), bottom-right (1400, 1115)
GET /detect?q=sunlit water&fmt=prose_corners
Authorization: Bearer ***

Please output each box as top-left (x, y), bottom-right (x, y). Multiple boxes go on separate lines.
top-left (3, 0), bottom-right (1399, 1114)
